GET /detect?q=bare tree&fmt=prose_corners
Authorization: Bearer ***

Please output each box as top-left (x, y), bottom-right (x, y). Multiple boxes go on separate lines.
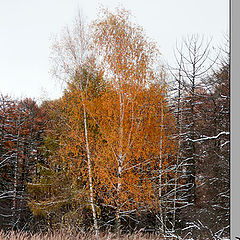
top-left (169, 35), bottom-right (229, 238)
top-left (169, 34), bottom-right (219, 234)
top-left (0, 95), bottom-right (45, 230)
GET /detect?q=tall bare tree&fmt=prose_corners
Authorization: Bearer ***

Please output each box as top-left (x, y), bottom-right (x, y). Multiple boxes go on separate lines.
top-left (169, 35), bottom-right (218, 234)
top-left (169, 35), bottom-right (229, 238)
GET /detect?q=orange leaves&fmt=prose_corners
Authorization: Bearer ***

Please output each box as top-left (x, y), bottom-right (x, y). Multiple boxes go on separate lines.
top-left (93, 7), bottom-right (159, 89)
top-left (46, 8), bottom-right (178, 228)
top-left (88, 79), bottom-right (176, 212)
top-left (85, 8), bottom-right (177, 215)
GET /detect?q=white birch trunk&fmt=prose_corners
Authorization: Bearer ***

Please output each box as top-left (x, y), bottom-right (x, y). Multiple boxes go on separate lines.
top-left (158, 101), bottom-right (164, 233)
top-left (83, 106), bottom-right (99, 238)
top-left (116, 91), bottom-right (124, 234)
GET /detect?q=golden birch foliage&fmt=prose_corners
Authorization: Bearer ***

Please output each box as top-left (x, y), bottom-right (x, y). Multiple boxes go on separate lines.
top-left (56, 68), bottom-right (105, 185)
top-left (90, 82), bottom-right (176, 211)
top-left (93, 7), bottom-right (159, 90)
top-left (39, 8), bottom-right (177, 227)
top-left (89, 7), bottom-right (177, 214)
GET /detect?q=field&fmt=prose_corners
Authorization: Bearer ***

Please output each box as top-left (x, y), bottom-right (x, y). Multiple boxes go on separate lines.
top-left (0, 231), bottom-right (177, 240)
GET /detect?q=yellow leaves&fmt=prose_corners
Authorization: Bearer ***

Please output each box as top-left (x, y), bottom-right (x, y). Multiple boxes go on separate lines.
top-left (93, 7), bottom-right (160, 90)
top-left (54, 71), bottom-right (177, 216)
top-left (45, 7), bottom-right (178, 221)
top-left (87, 79), bottom-right (177, 211)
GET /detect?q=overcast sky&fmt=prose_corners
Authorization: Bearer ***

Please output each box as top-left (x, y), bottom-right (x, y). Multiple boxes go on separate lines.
top-left (0, 0), bottom-right (229, 102)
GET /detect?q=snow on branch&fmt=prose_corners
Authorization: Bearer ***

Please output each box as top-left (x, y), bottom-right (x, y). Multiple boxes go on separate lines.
top-left (187, 131), bottom-right (229, 143)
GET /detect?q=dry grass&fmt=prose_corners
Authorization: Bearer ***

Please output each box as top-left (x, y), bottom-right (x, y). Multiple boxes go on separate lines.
top-left (0, 230), bottom-right (176, 240)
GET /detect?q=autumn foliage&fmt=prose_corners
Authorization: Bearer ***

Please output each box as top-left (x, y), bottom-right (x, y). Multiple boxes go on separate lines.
top-left (0, 6), bottom-right (230, 240)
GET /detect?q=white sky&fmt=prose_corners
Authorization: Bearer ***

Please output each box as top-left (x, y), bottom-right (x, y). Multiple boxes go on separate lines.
top-left (0, 0), bottom-right (229, 102)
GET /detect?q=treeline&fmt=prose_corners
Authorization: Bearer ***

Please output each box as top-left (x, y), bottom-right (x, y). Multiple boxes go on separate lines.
top-left (0, 8), bottom-right (229, 240)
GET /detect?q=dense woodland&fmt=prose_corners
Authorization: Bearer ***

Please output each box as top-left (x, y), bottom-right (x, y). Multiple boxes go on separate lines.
top-left (0, 8), bottom-right (229, 240)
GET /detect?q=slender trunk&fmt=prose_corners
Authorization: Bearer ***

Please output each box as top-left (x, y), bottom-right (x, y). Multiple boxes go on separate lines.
top-left (189, 64), bottom-right (196, 204)
top-left (172, 70), bottom-right (182, 231)
top-left (116, 160), bottom-right (122, 233)
top-left (158, 102), bottom-right (164, 233)
top-left (83, 106), bottom-right (99, 238)
top-left (0, 99), bottom-right (6, 155)
top-left (116, 91), bottom-right (124, 235)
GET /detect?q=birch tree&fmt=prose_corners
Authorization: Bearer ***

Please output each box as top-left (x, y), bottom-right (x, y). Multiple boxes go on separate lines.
top-left (50, 15), bottom-right (101, 238)
top-left (30, 8), bottom-right (177, 235)
top-left (92, 7), bottom-right (177, 234)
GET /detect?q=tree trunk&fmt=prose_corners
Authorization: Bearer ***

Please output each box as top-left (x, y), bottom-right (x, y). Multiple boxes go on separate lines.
top-left (83, 106), bottom-right (99, 238)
